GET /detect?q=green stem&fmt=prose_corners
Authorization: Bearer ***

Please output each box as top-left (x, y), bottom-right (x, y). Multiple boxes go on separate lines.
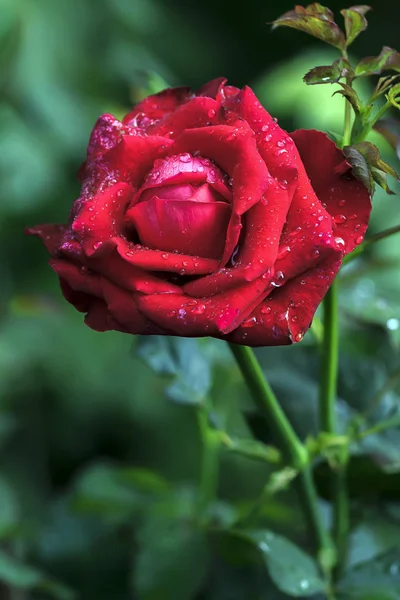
top-left (319, 282), bottom-right (349, 578)
top-left (354, 100), bottom-right (391, 143)
top-left (319, 283), bottom-right (339, 433)
top-left (197, 408), bottom-right (220, 518)
top-left (343, 224), bottom-right (400, 265)
top-left (229, 343), bottom-right (335, 575)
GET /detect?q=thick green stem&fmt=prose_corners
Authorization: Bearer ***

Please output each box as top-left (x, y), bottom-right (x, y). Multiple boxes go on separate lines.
top-left (229, 343), bottom-right (335, 575)
top-left (319, 282), bottom-right (349, 577)
top-left (319, 283), bottom-right (339, 433)
top-left (197, 408), bottom-right (220, 518)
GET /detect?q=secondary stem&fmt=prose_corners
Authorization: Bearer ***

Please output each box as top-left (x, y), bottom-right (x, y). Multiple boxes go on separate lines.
top-left (229, 343), bottom-right (334, 575)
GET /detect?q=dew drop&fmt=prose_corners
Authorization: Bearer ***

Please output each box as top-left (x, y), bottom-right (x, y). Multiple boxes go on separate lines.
top-left (334, 214), bottom-right (347, 224)
top-left (191, 303), bottom-right (206, 315)
top-left (261, 305), bottom-right (271, 314)
top-left (167, 310), bottom-right (176, 317)
top-left (276, 140), bottom-right (285, 147)
top-left (161, 253), bottom-right (169, 259)
top-left (312, 249), bottom-right (320, 258)
top-left (261, 124), bottom-right (269, 132)
top-left (179, 153), bottom-right (191, 163)
top-left (335, 236), bottom-right (345, 247)
top-left (207, 108), bottom-right (216, 118)
top-left (338, 199), bottom-right (346, 207)
top-left (264, 134), bottom-right (273, 142)
top-left (277, 245), bottom-right (291, 260)
top-left (242, 316), bottom-right (257, 328)
top-left (355, 235), bottom-right (363, 244)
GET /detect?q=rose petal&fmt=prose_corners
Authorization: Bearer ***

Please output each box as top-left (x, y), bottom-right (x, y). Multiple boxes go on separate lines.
top-left (138, 276), bottom-right (271, 336)
top-left (50, 259), bottom-right (104, 300)
top-left (127, 196), bottom-right (230, 259)
top-left (25, 224), bottom-right (67, 255)
top-left (227, 254), bottom-right (342, 346)
top-left (84, 299), bottom-right (122, 332)
top-left (81, 135), bottom-right (173, 198)
top-left (196, 77), bottom-right (227, 99)
top-left (89, 249), bottom-right (181, 295)
top-left (122, 86), bottom-right (193, 129)
top-left (131, 153), bottom-right (231, 206)
top-left (101, 279), bottom-right (166, 335)
top-left (149, 97), bottom-right (220, 137)
top-left (172, 124), bottom-right (270, 265)
top-left (116, 238), bottom-right (218, 275)
top-left (223, 86), bottom-right (302, 185)
top-left (71, 183), bottom-right (133, 257)
top-left (290, 129), bottom-right (372, 253)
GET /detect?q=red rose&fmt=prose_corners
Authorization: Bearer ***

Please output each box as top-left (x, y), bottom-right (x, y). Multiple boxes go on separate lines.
top-left (27, 78), bottom-right (371, 346)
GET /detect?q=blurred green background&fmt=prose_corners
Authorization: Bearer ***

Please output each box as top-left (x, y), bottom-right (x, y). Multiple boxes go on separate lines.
top-left (1, 0), bottom-right (400, 598)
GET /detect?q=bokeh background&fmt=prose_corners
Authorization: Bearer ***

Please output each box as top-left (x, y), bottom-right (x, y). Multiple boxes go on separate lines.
top-left (1, 0), bottom-right (400, 598)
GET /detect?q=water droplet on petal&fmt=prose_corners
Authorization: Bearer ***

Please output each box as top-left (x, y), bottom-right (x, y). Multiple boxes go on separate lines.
top-left (191, 303), bottom-right (206, 315)
top-left (261, 124), bottom-right (269, 132)
top-left (335, 236), bottom-right (345, 248)
top-left (261, 305), bottom-right (271, 314)
top-left (277, 245), bottom-right (291, 260)
top-left (334, 214), bottom-right (347, 224)
top-left (207, 108), bottom-right (216, 118)
top-left (338, 199), bottom-right (346, 207)
top-left (161, 253), bottom-right (169, 259)
top-left (242, 316), bottom-right (257, 328)
top-left (312, 249), bottom-right (320, 258)
top-left (179, 153), bottom-right (191, 163)
top-left (264, 134), bottom-right (273, 142)
top-left (355, 235), bottom-right (363, 244)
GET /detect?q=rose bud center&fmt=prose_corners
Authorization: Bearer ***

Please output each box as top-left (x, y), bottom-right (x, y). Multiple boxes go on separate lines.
top-left (125, 153), bottom-right (232, 259)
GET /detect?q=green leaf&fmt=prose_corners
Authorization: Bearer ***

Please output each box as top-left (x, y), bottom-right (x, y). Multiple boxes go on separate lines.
top-left (340, 5), bottom-right (371, 47)
top-left (374, 118), bottom-right (400, 159)
top-left (303, 58), bottom-right (352, 84)
top-left (71, 462), bottom-right (168, 518)
top-left (272, 3), bottom-right (346, 50)
top-left (337, 547), bottom-right (400, 599)
top-left (333, 83), bottom-right (362, 113)
top-left (0, 550), bottom-right (74, 599)
top-left (343, 145), bottom-right (374, 194)
top-left (138, 337), bottom-right (212, 405)
top-left (242, 530), bottom-right (326, 597)
top-left (343, 141), bottom-right (400, 195)
top-left (355, 46), bottom-right (400, 77)
top-left (133, 513), bottom-right (209, 600)
top-left (387, 83), bottom-right (400, 110)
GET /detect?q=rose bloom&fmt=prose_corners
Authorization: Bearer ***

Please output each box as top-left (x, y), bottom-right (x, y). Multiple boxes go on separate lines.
top-left (27, 78), bottom-right (371, 346)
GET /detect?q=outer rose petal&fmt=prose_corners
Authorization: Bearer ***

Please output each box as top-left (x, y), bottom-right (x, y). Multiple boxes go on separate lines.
top-left (290, 129), bottom-right (372, 253)
top-left (148, 97), bottom-right (220, 137)
top-left (72, 183), bottom-right (133, 257)
top-left (50, 259), bottom-right (103, 298)
top-left (227, 253), bottom-right (342, 346)
top-left (101, 280), bottom-right (166, 335)
top-left (122, 86), bottom-right (193, 129)
top-left (81, 135), bottom-right (173, 198)
top-left (138, 276), bottom-right (271, 337)
top-left (25, 224), bottom-right (67, 254)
